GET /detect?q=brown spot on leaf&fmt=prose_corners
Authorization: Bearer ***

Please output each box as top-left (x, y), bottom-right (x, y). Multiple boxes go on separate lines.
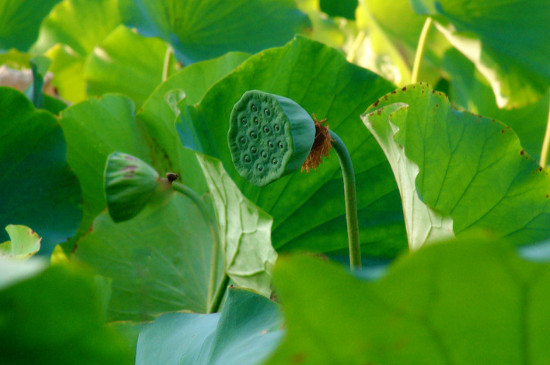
top-left (292, 353), bottom-right (306, 363)
top-left (520, 150), bottom-right (525, 155)
top-left (373, 99), bottom-right (380, 107)
top-left (402, 86), bottom-right (407, 91)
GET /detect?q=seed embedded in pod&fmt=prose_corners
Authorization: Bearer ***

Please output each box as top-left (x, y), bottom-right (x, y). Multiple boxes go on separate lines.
top-left (250, 131), bottom-right (257, 139)
top-left (272, 158), bottom-right (277, 164)
top-left (243, 155), bottom-right (251, 163)
top-left (261, 151), bottom-right (268, 159)
top-left (251, 146), bottom-right (258, 154)
top-left (265, 108), bottom-right (271, 116)
top-left (251, 104), bottom-right (257, 112)
top-left (241, 117), bottom-right (247, 125)
top-left (254, 117), bottom-right (259, 124)
top-left (263, 126), bottom-right (270, 133)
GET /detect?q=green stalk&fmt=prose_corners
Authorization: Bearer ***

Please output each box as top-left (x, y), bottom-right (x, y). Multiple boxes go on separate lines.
top-left (329, 130), bottom-right (361, 270)
top-left (171, 182), bottom-right (227, 313)
top-left (539, 104), bottom-right (550, 167)
top-left (162, 47), bottom-right (173, 82)
top-left (411, 17), bottom-right (433, 83)
top-left (346, 30), bottom-right (366, 64)
top-left (208, 272), bottom-right (230, 314)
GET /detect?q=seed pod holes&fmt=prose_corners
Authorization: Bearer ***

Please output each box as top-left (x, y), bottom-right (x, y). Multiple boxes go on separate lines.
top-left (228, 90), bottom-right (315, 186)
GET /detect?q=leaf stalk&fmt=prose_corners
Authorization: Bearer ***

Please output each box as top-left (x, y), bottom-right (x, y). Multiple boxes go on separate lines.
top-left (539, 104), bottom-right (550, 167)
top-left (328, 130), bottom-right (361, 270)
top-left (411, 17), bottom-right (433, 84)
top-left (162, 47), bottom-right (173, 82)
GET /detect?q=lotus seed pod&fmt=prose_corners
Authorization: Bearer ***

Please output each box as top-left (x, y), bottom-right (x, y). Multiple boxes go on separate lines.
top-left (104, 152), bottom-right (161, 222)
top-left (228, 90), bottom-right (315, 186)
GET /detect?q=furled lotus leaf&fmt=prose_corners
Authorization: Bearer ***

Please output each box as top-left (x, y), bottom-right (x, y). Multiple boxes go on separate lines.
top-left (228, 90), bottom-right (315, 186)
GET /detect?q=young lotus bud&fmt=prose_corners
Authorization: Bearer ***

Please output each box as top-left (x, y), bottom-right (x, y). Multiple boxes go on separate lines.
top-left (104, 152), bottom-right (162, 222)
top-left (228, 90), bottom-right (315, 186)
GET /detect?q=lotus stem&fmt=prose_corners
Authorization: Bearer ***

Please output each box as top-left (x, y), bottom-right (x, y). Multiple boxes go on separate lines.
top-left (539, 104), bottom-right (550, 167)
top-left (162, 47), bottom-right (173, 82)
top-left (411, 17), bottom-right (433, 83)
top-left (328, 130), bottom-right (361, 270)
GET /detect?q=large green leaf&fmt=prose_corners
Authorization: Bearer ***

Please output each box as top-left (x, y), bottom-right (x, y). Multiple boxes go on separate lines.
top-left (0, 0), bottom-right (61, 51)
top-left (443, 48), bottom-right (550, 162)
top-left (362, 0), bottom-right (425, 50)
top-left (354, 0), bottom-right (449, 86)
top-left (60, 95), bottom-right (151, 233)
top-left (197, 155), bottom-right (277, 297)
top-left (138, 52), bottom-right (249, 159)
top-left (0, 258), bottom-right (131, 364)
top-left (75, 194), bottom-right (214, 321)
top-left (319, 0), bottom-right (357, 20)
top-left (85, 26), bottom-right (178, 107)
top-left (136, 288), bottom-right (282, 365)
top-left (0, 225), bottom-right (41, 259)
top-left (118, 0), bottom-right (311, 65)
top-left (177, 36), bottom-right (406, 257)
top-left (138, 52), bottom-right (276, 296)
top-left (60, 92), bottom-right (207, 242)
top-left (33, 0), bottom-right (120, 56)
top-left (267, 239), bottom-right (550, 364)
top-left (142, 51), bottom-right (250, 110)
top-left (411, 0), bottom-right (550, 108)
top-left (32, 0), bottom-right (121, 102)
top-left (45, 44), bottom-right (87, 102)
top-left (362, 83), bottom-right (550, 250)
top-left (295, 0), bottom-right (353, 52)
top-left (109, 321), bottom-right (147, 364)
top-left (129, 51), bottom-right (253, 234)
top-left (0, 87), bottom-right (82, 255)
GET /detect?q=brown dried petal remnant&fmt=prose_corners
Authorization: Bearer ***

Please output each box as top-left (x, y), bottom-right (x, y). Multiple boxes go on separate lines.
top-left (301, 114), bottom-right (332, 172)
top-left (166, 172), bottom-right (179, 183)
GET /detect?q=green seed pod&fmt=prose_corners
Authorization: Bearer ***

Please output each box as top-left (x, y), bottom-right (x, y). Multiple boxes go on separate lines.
top-left (104, 152), bottom-right (161, 222)
top-left (228, 90), bottom-right (315, 186)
